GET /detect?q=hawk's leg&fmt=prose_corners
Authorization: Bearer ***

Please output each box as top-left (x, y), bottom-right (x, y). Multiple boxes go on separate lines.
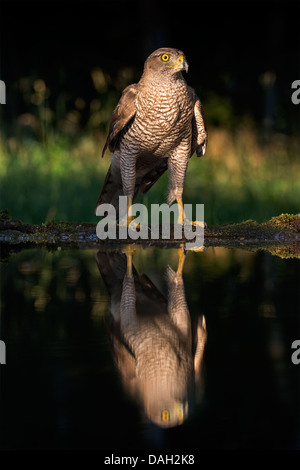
top-left (177, 244), bottom-right (186, 275)
top-left (176, 197), bottom-right (207, 230)
top-left (167, 157), bottom-right (189, 226)
top-left (166, 260), bottom-right (191, 342)
top-left (168, 144), bottom-right (207, 228)
top-left (120, 245), bottom-right (138, 336)
top-left (127, 196), bottom-right (134, 224)
top-left (120, 155), bottom-right (153, 236)
top-left (120, 154), bottom-right (137, 227)
top-left (176, 197), bottom-right (185, 226)
top-left (121, 244), bottom-right (136, 276)
top-left (118, 196), bottom-right (143, 236)
top-left (176, 196), bottom-right (207, 229)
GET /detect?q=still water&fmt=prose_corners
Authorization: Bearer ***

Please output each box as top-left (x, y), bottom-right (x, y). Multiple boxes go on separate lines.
top-left (0, 245), bottom-right (299, 450)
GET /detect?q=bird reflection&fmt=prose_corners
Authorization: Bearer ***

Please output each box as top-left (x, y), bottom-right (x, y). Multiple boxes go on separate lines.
top-left (96, 246), bottom-right (207, 428)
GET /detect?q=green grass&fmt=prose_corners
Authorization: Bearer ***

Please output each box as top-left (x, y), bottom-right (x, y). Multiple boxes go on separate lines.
top-left (0, 126), bottom-right (299, 226)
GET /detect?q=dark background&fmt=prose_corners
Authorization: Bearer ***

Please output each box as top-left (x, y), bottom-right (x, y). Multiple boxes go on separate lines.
top-left (0, 3), bottom-right (299, 450)
top-left (0, 0), bottom-right (299, 226)
top-left (1, 0), bottom-right (300, 133)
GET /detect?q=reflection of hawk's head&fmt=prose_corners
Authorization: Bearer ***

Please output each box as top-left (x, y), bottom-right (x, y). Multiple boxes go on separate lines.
top-left (146, 399), bottom-right (189, 428)
top-left (144, 47), bottom-right (189, 77)
top-left (142, 377), bottom-right (190, 428)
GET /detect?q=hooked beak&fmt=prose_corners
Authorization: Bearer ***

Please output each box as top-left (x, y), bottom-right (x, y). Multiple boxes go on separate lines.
top-left (179, 55), bottom-right (189, 73)
top-left (168, 55), bottom-right (189, 73)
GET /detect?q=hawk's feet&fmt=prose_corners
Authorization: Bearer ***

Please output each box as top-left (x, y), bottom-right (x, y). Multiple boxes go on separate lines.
top-left (175, 198), bottom-right (207, 228)
top-left (117, 218), bottom-right (153, 238)
top-left (121, 244), bottom-right (136, 276)
top-left (180, 219), bottom-right (207, 252)
top-left (184, 218), bottom-right (207, 229)
top-left (176, 244), bottom-right (186, 275)
top-left (186, 244), bottom-right (207, 252)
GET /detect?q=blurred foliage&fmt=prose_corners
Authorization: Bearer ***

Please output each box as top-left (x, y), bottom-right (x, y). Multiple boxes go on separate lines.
top-left (0, 60), bottom-right (299, 226)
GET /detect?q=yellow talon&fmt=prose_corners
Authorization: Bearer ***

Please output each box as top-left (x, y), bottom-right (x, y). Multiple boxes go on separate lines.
top-left (127, 253), bottom-right (133, 276)
top-left (188, 244), bottom-right (206, 253)
top-left (177, 197), bottom-right (185, 225)
top-left (127, 196), bottom-right (134, 225)
top-left (177, 244), bottom-right (186, 274)
top-left (121, 244), bottom-right (136, 276)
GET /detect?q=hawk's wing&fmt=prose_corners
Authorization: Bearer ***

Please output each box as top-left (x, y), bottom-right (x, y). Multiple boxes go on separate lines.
top-left (189, 87), bottom-right (208, 158)
top-left (102, 84), bottom-right (138, 157)
top-left (193, 315), bottom-right (207, 403)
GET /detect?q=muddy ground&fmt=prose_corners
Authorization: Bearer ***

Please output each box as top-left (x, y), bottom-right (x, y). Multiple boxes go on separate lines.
top-left (0, 211), bottom-right (299, 260)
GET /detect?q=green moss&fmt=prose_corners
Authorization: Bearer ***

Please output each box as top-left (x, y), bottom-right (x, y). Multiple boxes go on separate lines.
top-left (0, 209), bottom-right (11, 221)
top-left (208, 218), bottom-right (278, 239)
top-left (267, 245), bottom-right (300, 259)
top-left (1, 213), bottom-right (299, 259)
top-left (44, 220), bottom-right (79, 234)
top-left (267, 213), bottom-right (300, 232)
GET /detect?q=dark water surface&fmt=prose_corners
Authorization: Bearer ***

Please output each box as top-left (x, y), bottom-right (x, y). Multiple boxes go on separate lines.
top-left (0, 246), bottom-right (299, 451)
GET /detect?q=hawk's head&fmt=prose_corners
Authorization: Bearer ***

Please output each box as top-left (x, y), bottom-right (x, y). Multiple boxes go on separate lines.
top-left (144, 47), bottom-right (189, 76)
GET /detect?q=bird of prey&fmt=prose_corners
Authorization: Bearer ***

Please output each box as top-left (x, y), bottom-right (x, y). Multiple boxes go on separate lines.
top-left (95, 47), bottom-right (207, 224)
top-left (96, 247), bottom-right (207, 428)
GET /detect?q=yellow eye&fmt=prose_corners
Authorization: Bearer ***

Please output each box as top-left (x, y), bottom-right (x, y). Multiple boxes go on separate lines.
top-left (161, 54), bottom-right (169, 62)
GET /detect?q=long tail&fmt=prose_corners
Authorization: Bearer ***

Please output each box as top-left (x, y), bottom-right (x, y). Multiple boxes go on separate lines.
top-left (94, 164), bottom-right (124, 215)
top-left (95, 158), bottom-right (168, 215)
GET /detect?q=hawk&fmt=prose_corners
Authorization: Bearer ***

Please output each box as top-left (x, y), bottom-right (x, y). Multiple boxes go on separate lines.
top-left (95, 47), bottom-right (207, 224)
top-left (96, 247), bottom-right (207, 428)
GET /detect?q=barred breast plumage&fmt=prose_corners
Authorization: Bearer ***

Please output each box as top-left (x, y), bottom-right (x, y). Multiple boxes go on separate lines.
top-left (95, 47), bottom-right (207, 216)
